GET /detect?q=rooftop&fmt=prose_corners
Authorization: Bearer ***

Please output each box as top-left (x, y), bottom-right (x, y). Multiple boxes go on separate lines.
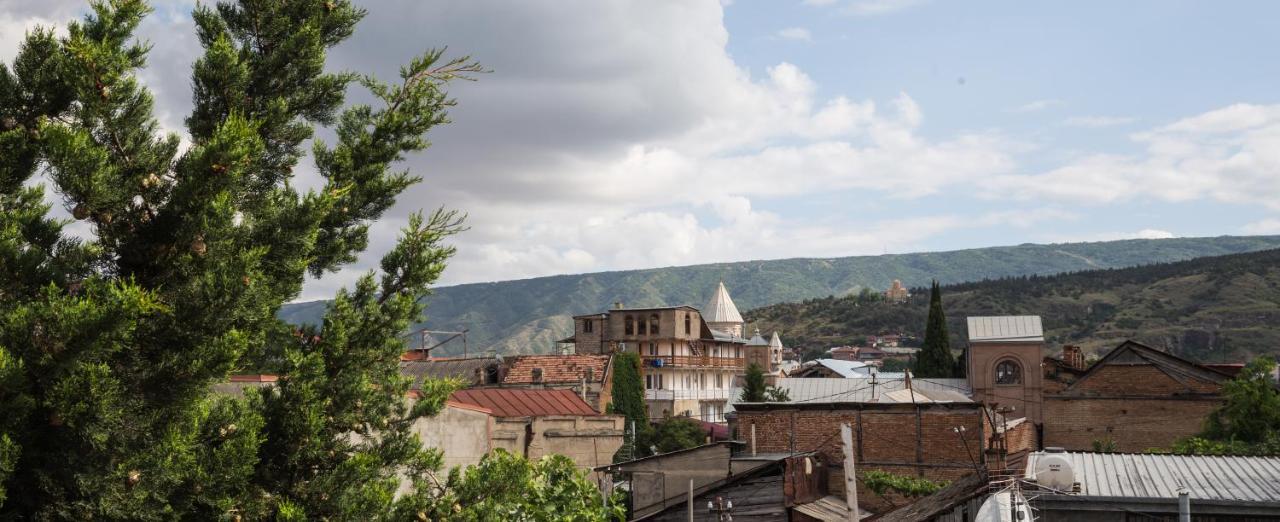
top-left (966, 315), bottom-right (1044, 343)
top-left (449, 388), bottom-right (600, 417)
top-left (1024, 451), bottom-right (1280, 505)
top-left (704, 281), bottom-right (744, 324)
top-left (399, 357), bottom-right (499, 389)
top-left (502, 354), bottom-right (610, 384)
top-left (727, 377), bottom-right (972, 413)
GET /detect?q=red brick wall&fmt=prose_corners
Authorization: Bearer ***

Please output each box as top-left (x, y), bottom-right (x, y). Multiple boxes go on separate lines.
top-left (1043, 397), bottom-right (1222, 452)
top-left (736, 405), bottom-right (983, 513)
top-left (1069, 365), bottom-right (1221, 395)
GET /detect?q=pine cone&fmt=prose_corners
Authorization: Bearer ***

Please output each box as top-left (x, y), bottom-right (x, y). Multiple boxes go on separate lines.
top-left (73, 204), bottom-right (90, 220)
top-left (126, 470), bottom-right (140, 488)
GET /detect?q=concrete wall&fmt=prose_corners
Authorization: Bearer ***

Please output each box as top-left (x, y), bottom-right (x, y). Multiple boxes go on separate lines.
top-left (411, 403), bottom-right (492, 471)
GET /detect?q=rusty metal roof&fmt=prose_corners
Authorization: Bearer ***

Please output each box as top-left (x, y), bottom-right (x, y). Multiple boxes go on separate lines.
top-left (449, 388), bottom-right (599, 417)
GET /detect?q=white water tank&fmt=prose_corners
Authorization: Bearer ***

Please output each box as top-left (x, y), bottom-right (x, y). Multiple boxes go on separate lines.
top-left (1034, 452), bottom-right (1075, 492)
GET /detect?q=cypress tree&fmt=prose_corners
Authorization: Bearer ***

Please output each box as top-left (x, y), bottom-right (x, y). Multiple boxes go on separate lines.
top-left (740, 363), bottom-right (767, 402)
top-left (914, 280), bottom-right (956, 378)
top-left (608, 351), bottom-right (650, 459)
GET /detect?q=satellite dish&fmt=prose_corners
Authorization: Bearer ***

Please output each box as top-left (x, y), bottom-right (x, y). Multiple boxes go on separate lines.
top-left (1034, 453), bottom-right (1075, 492)
top-left (976, 489), bottom-right (1033, 522)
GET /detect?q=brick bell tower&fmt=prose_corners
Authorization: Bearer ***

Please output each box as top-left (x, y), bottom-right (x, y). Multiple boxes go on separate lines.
top-left (965, 316), bottom-right (1045, 426)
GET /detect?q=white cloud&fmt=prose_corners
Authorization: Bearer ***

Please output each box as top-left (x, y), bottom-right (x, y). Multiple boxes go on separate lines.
top-left (775, 27), bottom-right (813, 42)
top-left (843, 0), bottom-right (925, 16)
top-left (803, 0), bottom-right (840, 6)
top-left (987, 103), bottom-right (1280, 210)
top-left (1242, 219), bottom-right (1280, 235)
top-left (1063, 115), bottom-right (1136, 128)
top-left (1009, 99), bottom-right (1063, 113)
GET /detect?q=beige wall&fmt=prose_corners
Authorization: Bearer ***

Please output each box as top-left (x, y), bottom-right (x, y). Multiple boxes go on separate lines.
top-left (493, 415), bottom-right (624, 482)
top-left (411, 404), bottom-right (493, 471)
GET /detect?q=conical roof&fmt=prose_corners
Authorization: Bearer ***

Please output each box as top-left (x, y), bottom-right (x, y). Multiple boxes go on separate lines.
top-left (704, 281), bottom-right (744, 324)
top-left (746, 328), bottom-right (768, 346)
top-left (769, 331), bottom-right (783, 349)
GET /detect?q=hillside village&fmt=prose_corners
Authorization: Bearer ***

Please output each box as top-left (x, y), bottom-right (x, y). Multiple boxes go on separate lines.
top-left (234, 280), bottom-right (1280, 520)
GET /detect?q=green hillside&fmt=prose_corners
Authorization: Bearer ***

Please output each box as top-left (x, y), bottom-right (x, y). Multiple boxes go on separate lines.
top-left (279, 235), bottom-right (1280, 356)
top-left (746, 247), bottom-right (1280, 363)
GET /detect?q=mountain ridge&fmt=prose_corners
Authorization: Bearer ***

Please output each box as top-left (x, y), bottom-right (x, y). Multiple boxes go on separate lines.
top-left (278, 235), bottom-right (1280, 355)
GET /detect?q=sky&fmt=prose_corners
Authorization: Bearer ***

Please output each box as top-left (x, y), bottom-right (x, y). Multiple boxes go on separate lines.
top-left (4, 0), bottom-right (1280, 300)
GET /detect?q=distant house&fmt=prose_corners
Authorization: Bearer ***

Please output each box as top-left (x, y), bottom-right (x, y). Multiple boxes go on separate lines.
top-left (411, 388), bottom-right (624, 483)
top-left (788, 358), bottom-right (871, 378)
top-left (500, 354), bottom-right (613, 412)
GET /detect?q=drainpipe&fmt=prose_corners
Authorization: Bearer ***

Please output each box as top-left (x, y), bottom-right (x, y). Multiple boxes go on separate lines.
top-left (1178, 489), bottom-right (1191, 522)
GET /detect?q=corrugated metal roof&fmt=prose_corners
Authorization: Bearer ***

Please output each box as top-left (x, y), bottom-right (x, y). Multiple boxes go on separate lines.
top-left (449, 388), bottom-right (599, 417)
top-left (1024, 452), bottom-right (1280, 503)
top-left (967, 316), bottom-right (1044, 343)
top-left (704, 282), bottom-right (744, 324)
top-left (727, 377), bottom-right (972, 413)
top-left (399, 357), bottom-right (498, 388)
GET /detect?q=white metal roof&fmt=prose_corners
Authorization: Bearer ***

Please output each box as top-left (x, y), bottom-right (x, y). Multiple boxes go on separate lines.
top-left (768, 331), bottom-right (783, 349)
top-left (704, 282), bottom-right (744, 324)
top-left (1024, 451), bottom-right (1280, 503)
top-left (727, 377), bottom-right (973, 413)
top-left (746, 328), bottom-right (769, 346)
top-left (966, 316), bottom-right (1044, 343)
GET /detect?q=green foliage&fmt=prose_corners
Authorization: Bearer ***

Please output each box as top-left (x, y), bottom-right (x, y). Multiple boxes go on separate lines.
top-left (1091, 437), bottom-right (1118, 453)
top-left (0, 0), bottom-right (506, 518)
top-left (914, 281), bottom-right (955, 378)
top-left (740, 363), bottom-right (767, 402)
top-left (607, 352), bottom-right (651, 460)
top-left (881, 358), bottom-right (912, 372)
top-left (280, 234), bottom-right (1280, 356)
top-left (764, 386), bottom-right (791, 402)
top-left (408, 450), bottom-right (624, 521)
top-left (860, 470), bottom-right (947, 498)
top-left (1165, 356), bottom-right (1280, 456)
top-left (652, 417), bottom-right (708, 454)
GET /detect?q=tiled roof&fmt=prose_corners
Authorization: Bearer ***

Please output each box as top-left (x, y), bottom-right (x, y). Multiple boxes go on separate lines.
top-left (399, 357), bottom-right (498, 388)
top-left (1025, 451), bottom-right (1280, 504)
top-left (502, 354), bottom-right (610, 384)
top-left (450, 388), bottom-right (599, 417)
top-left (967, 316), bottom-right (1044, 343)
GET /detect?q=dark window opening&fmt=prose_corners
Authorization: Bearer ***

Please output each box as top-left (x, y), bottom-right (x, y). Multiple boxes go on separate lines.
top-left (995, 360), bottom-right (1022, 385)
top-left (625, 315), bottom-right (634, 335)
top-left (650, 314), bottom-right (660, 335)
top-left (532, 368), bottom-right (544, 384)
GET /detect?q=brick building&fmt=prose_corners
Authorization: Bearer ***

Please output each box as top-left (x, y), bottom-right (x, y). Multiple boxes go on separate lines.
top-left (1041, 340), bottom-right (1230, 452)
top-left (500, 354), bottom-right (614, 412)
top-left (732, 399), bottom-right (986, 513)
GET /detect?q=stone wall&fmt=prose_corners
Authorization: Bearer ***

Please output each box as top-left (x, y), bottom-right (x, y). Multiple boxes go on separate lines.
top-left (1042, 396), bottom-right (1222, 452)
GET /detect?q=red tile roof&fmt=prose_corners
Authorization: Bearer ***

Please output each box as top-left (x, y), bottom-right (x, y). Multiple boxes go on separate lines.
top-left (449, 388), bottom-right (599, 417)
top-left (229, 374), bottom-right (279, 382)
top-left (502, 354), bottom-right (610, 385)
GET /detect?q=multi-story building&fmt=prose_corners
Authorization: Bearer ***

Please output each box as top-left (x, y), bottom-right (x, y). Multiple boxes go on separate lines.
top-left (566, 282), bottom-right (755, 423)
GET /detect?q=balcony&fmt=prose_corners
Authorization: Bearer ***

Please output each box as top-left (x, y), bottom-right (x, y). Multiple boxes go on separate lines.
top-left (645, 389), bottom-right (733, 401)
top-left (641, 355), bottom-right (744, 369)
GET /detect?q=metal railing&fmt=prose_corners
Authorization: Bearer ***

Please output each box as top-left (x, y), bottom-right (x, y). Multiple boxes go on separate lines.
top-left (645, 389), bottom-right (734, 401)
top-left (641, 355), bottom-right (744, 369)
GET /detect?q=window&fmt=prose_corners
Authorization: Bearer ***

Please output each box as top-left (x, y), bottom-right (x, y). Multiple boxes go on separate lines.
top-left (685, 314), bottom-right (692, 335)
top-left (646, 375), bottom-right (653, 389)
top-left (584, 368), bottom-right (594, 382)
top-left (583, 319), bottom-right (593, 333)
top-left (625, 315), bottom-right (634, 335)
top-left (650, 314), bottom-right (660, 335)
top-left (532, 368), bottom-right (543, 384)
top-left (715, 374), bottom-right (723, 388)
top-left (658, 374), bottom-right (664, 389)
top-left (995, 360), bottom-right (1022, 385)
top-left (648, 343), bottom-right (657, 356)
top-left (638, 315), bottom-right (647, 335)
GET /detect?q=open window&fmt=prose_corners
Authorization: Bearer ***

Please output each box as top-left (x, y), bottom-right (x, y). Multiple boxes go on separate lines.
top-left (995, 359), bottom-right (1022, 385)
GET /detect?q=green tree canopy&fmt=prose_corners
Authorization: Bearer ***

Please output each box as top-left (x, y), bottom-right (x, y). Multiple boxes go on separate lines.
top-left (607, 352), bottom-right (651, 460)
top-left (652, 416), bottom-right (707, 454)
top-left (740, 363), bottom-right (767, 402)
top-left (1167, 356), bottom-right (1280, 456)
top-left (914, 280), bottom-right (956, 378)
top-left (0, 1), bottom-right (616, 519)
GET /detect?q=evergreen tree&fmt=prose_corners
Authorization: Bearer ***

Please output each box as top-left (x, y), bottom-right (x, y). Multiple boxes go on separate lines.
top-left (740, 363), bottom-right (767, 402)
top-left (0, 1), bottom-right (624, 519)
top-left (651, 417), bottom-right (707, 454)
top-left (914, 280), bottom-right (956, 378)
top-left (607, 352), bottom-right (651, 459)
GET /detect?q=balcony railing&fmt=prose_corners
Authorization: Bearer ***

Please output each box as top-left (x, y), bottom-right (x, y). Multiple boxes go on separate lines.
top-left (641, 355), bottom-right (744, 369)
top-left (645, 389), bottom-right (733, 401)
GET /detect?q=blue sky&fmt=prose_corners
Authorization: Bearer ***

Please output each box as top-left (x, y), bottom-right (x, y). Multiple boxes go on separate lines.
top-left (4, 0), bottom-right (1280, 297)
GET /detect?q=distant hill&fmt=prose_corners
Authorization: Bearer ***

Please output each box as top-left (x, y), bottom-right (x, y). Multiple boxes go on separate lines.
top-left (278, 235), bottom-right (1280, 356)
top-left (746, 247), bottom-right (1280, 363)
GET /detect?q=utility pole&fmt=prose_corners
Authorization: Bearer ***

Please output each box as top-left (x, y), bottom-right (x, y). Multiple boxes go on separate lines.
top-left (1178, 489), bottom-right (1191, 522)
top-left (841, 423), bottom-right (859, 521)
top-left (688, 479), bottom-right (694, 522)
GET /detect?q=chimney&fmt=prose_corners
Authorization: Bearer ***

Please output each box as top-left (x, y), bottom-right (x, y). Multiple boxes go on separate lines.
top-left (1063, 345), bottom-right (1084, 370)
top-left (614, 301), bottom-right (624, 310)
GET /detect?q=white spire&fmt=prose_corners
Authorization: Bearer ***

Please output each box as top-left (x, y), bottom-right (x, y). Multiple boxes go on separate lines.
top-left (769, 331), bottom-right (783, 349)
top-left (704, 281), bottom-right (744, 325)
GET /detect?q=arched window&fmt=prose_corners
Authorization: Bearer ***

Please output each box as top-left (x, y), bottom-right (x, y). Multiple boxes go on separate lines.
top-left (625, 315), bottom-right (634, 335)
top-left (995, 359), bottom-right (1022, 385)
top-left (638, 315), bottom-right (647, 335)
top-left (650, 314), bottom-right (660, 335)
top-left (684, 314), bottom-right (692, 335)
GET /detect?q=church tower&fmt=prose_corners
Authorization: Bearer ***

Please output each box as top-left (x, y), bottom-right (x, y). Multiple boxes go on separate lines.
top-left (704, 281), bottom-right (744, 337)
